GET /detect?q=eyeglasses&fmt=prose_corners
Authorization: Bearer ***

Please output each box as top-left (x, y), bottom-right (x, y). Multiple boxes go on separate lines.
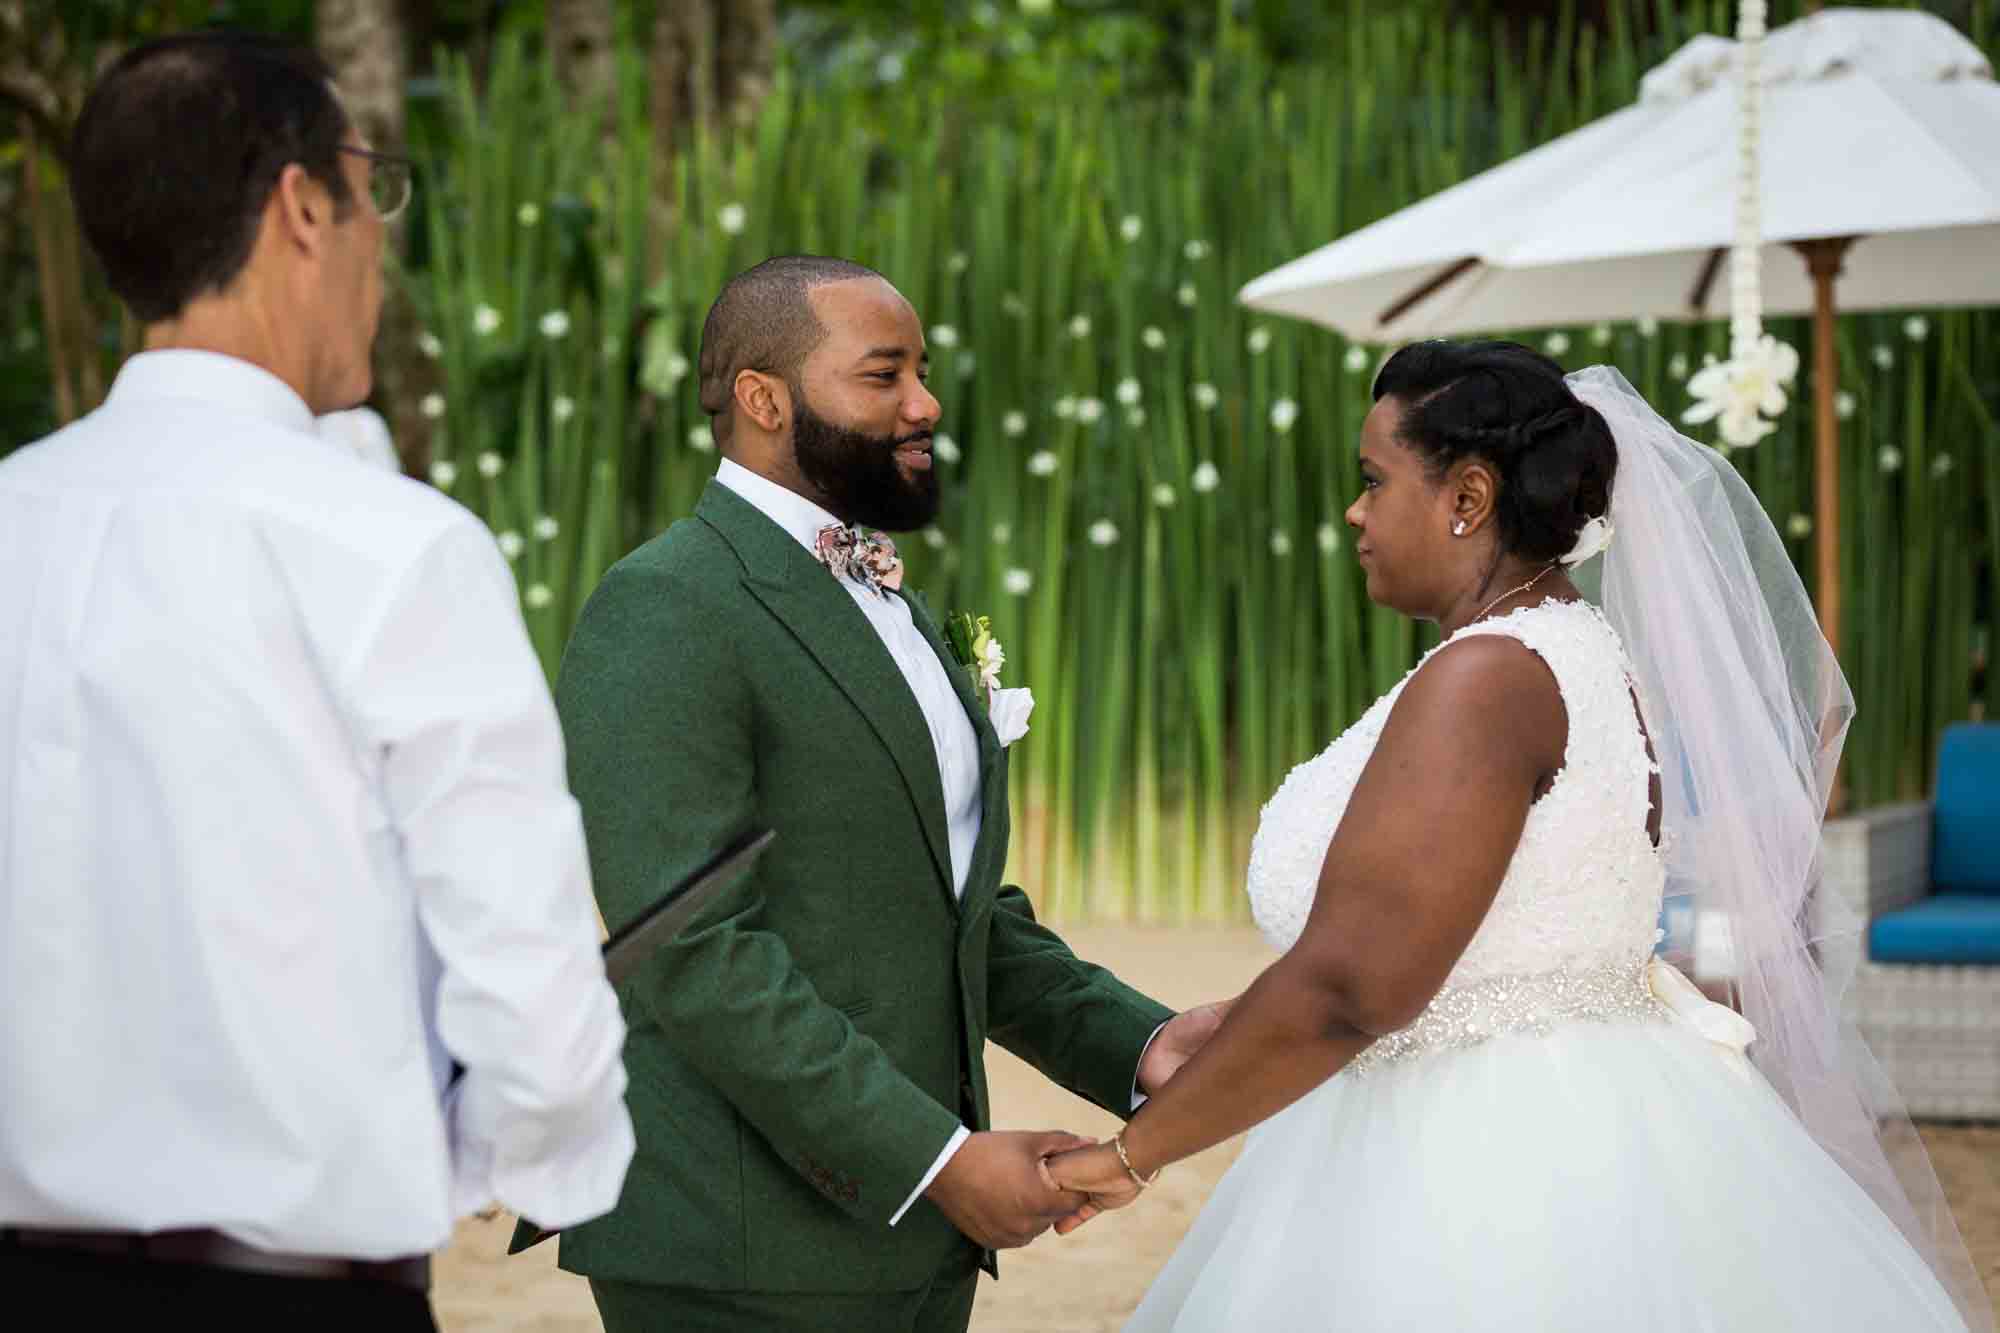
top-left (337, 146), bottom-right (414, 222)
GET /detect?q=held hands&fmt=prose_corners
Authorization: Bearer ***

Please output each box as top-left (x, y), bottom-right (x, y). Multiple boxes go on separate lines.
top-left (928, 1000), bottom-right (1232, 1249)
top-left (1036, 996), bottom-right (1236, 1237)
top-left (1039, 1139), bottom-right (1145, 1236)
top-left (924, 1130), bottom-right (1096, 1249)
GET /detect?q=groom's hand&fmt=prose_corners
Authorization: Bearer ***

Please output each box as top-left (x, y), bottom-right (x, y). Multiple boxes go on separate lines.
top-left (1137, 997), bottom-right (1237, 1096)
top-left (924, 1130), bottom-right (1095, 1249)
top-left (1041, 1141), bottom-right (1142, 1236)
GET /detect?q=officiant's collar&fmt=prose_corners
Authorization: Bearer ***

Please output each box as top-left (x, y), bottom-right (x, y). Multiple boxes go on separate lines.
top-left (107, 349), bottom-right (319, 440)
top-left (714, 456), bottom-right (850, 558)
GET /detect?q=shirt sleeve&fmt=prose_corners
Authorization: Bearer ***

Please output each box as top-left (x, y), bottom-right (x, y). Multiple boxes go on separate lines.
top-left (1130, 1023), bottom-right (1168, 1109)
top-left (343, 518), bottom-right (634, 1230)
top-left (889, 1126), bottom-right (970, 1227)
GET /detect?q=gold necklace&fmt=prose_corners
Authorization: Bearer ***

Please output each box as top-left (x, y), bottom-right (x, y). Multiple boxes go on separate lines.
top-left (1472, 563), bottom-right (1558, 624)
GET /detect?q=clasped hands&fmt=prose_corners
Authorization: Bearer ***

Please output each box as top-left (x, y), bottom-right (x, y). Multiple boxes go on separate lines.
top-left (923, 999), bottom-right (1230, 1250)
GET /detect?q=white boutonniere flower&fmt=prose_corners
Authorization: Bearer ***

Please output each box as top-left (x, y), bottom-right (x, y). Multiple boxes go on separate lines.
top-left (943, 610), bottom-right (1035, 748)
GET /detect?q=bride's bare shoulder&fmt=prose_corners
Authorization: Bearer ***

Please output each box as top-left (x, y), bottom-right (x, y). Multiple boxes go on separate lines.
top-left (1383, 629), bottom-right (1566, 766)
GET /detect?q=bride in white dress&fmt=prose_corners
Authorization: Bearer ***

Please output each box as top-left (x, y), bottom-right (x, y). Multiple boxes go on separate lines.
top-left (1045, 342), bottom-right (1990, 1331)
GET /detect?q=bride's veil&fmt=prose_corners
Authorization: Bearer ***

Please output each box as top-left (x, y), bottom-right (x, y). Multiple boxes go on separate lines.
top-left (1567, 365), bottom-right (1990, 1331)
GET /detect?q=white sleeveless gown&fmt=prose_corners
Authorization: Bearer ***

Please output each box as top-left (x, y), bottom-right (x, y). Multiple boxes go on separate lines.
top-left (1126, 600), bottom-right (1972, 1331)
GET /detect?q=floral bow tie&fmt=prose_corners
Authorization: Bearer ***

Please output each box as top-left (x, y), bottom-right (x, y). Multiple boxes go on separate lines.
top-left (814, 523), bottom-right (904, 597)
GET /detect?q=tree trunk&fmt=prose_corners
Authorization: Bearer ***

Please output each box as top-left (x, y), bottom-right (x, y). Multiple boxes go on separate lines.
top-left (549, 0), bottom-right (618, 109)
top-left (3, 0), bottom-right (116, 425)
top-left (647, 0), bottom-right (776, 146)
top-left (645, 0), bottom-right (776, 257)
top-left (319, 0), bottom-right (404, 156)
top-left (552, 0), bottom-right (778, 141)
top-left (318, 0), bottom-right (430, 476)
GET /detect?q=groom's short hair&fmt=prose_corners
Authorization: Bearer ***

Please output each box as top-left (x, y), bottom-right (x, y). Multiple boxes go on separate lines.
top-left (698, 255), bottom-right (883, 445)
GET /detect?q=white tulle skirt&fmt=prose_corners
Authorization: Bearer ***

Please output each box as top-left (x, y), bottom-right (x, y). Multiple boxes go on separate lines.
top-left (1126, 1017), bottom-right (1973, 1331)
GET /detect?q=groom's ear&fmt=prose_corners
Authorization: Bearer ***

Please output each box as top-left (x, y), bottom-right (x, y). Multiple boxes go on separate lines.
top-left (733, 368), bottom-right (791, 438)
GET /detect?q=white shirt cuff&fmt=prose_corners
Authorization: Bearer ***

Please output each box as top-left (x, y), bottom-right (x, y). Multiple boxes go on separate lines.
top-left (889, 1125), bottom-right (970, 1227)
top-left (1130, 1021), bottom-right (1170, 1110)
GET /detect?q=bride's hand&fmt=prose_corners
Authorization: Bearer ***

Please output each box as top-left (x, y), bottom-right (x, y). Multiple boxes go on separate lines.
top-left (1039, 1141), bottom-right (1142, 1235)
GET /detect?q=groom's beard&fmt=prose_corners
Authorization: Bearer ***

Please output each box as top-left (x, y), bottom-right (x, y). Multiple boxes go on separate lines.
top-left (789, 394), bottom-right (940, 532)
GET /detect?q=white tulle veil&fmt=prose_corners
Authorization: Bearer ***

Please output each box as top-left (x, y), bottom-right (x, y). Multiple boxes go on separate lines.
top-left (1567, 365), bottom-right (1991, 1330)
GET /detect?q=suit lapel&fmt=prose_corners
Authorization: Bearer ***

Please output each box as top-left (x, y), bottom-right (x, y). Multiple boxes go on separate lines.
top-left (698, 483), bottom-right (958, 906)
top-left (898, 590), bottom-right (1009, 909)
top-left (898, 590), bottom-right (1001, 782)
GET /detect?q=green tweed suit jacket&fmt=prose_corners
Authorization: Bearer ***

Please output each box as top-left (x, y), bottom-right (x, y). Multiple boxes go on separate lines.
top-left (539, 480), bottom-right (1172, 1294)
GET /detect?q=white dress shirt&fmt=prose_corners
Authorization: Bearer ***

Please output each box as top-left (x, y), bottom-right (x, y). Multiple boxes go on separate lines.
top-left (0, 350), bottom-right (634, 1259)
top-left (316, 405), bottom-right (400, 472)
top-left (714, 460), bottom-right (983, 1224)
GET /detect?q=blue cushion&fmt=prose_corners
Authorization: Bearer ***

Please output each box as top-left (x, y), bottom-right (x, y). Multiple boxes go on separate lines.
top-left (1936, 716), bottom-right (2000, 892)
top-left (1870, 896), bottom-right (2000, 964)
top-left (1933, 723), bottom-right (2000, 895)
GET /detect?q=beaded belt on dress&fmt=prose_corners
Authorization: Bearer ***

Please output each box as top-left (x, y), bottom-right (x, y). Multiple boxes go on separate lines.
top-left (1348, 957), bottom-right (1668, 1075)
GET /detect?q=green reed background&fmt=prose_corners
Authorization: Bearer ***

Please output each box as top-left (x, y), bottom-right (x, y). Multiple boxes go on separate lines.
top-left (409, 2), bottom-right (1999, 922)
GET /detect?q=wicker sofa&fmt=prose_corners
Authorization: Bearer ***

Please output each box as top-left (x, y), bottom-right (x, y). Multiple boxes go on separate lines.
top-left (1821, 724), bottom-right (2000, 1119)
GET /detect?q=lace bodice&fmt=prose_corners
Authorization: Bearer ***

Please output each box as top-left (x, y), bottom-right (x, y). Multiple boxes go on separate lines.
top-left (1248, 600), bottom-right (1668, 1038)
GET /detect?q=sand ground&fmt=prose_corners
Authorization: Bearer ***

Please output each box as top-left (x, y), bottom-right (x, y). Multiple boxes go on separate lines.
top-left (434, 925), bottom-right (2000, 1331)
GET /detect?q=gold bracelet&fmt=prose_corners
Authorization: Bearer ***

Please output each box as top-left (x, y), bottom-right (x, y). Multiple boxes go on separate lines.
top-left (1113, 1132), bottom-right (1160, 1190)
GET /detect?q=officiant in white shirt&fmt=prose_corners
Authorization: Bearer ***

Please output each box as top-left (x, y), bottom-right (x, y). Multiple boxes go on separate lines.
top-left (0, 32), bottom-right (633, 1328)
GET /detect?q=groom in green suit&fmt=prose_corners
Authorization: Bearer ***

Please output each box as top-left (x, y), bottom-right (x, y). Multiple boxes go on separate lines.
top-left (536, 256), bottom-right (1224, 1331)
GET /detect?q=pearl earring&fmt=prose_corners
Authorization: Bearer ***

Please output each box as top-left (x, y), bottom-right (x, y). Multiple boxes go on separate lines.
top-left (1453, 520), bottom-right (1467, 536)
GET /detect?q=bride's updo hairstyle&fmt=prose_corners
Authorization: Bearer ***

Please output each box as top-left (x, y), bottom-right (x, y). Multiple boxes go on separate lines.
top-left (1372, 340), bottom-right (1617, 563)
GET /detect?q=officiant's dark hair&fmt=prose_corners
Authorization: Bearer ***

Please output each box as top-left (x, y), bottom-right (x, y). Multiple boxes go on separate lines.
top-left (1372, 339), bottom-right (1616, 563)
top-left (699, 255), bottom-right (884, 446)
top-left (69, 30), bottom-right (356, 324)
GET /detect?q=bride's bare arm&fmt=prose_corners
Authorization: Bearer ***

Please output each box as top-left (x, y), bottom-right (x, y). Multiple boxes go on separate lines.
top-left (1046, 635), bottom-right (1565, 1214)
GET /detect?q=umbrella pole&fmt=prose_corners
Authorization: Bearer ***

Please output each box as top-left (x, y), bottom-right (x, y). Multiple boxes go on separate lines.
top-left (1794, 235), bottom-right (1854, 811)
top-left (1800, 239), bottom-right (1849, 648)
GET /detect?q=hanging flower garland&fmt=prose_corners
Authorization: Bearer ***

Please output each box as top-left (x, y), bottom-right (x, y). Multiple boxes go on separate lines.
top-left (1683, 0), bottom-right (1799, 448)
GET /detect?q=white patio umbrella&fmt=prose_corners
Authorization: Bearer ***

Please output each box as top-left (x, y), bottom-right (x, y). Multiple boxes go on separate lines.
top-left (1239, 7), bottom-right (2000, 651)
